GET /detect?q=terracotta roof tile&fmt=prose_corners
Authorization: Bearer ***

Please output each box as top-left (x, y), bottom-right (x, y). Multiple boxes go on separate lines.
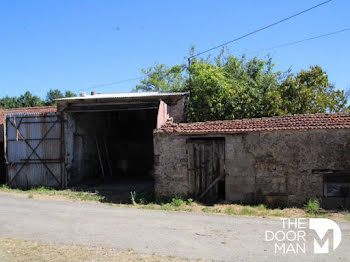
top-left (0, 106), bottom-right (57, 124)
top-left (155, 113), bottom-right (350, 134)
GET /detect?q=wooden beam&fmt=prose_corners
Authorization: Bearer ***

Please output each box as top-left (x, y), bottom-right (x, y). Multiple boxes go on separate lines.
top-left (197, 173), bottom-right (225, 201)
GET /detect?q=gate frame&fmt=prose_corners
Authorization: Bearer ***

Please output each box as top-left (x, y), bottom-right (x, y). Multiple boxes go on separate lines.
top-left (5, 112), bottom-right (65, 188)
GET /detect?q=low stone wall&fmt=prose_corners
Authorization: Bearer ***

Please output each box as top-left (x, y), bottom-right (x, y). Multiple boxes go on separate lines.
top-left (154, 129), bottom-right (350, 206)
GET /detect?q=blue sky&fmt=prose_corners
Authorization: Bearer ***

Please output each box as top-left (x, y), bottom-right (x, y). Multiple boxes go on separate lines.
top-left (1, 0), bottom-right (349, 98)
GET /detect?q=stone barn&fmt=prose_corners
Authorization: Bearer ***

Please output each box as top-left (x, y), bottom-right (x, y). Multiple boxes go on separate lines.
top-left (154, 114), bottom-right (350, 208)
top-left (2, 92), bottom-right (187, 201)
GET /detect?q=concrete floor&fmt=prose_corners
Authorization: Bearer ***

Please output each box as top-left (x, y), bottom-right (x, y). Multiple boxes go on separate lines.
top-left (72, 177), bottom-right (154, 204)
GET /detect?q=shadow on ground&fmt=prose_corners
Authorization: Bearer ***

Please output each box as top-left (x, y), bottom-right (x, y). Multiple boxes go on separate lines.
top-left (70, 177), bottom-right (154, 204)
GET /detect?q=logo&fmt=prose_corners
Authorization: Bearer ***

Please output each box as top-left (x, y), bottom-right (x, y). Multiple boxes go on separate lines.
top-left (265, 218), bottom-right (342, 254)
top-left (309, 218), bottom-right (341, 254)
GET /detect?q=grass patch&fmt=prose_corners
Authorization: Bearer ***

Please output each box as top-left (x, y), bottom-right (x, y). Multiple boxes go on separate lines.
top-left (0, 185), bottom-right (103, 202)
top-left (239, 207), bottom-right (258, 216)
top-left (202, 207), bottom-right (221, 213)
top-left (345, 212), bottom-right (350, 221)
top-left (1, 185), bottom-right (349, 221)
top-left (224, 206), bottom-right (237, 215)
top-left (0, 238), bottom-right (193, 262)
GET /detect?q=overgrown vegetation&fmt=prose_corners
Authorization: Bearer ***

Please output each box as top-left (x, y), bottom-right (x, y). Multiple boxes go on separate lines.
top-left (136, 50), bottom-right (349, 122)
top-left (1, 186), bottom-right (349, 221)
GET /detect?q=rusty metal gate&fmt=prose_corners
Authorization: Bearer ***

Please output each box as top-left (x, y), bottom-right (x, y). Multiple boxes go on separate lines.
top-left (188, 138), bottom-right (225, 202)
top-left (5, 113), bottom-right (65, 189)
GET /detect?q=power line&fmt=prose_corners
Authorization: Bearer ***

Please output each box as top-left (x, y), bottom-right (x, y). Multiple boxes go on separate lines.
top-left (74, 76), bottom-right (143, 92)
top-left (74, 26), bottom-right (347, 93)
top-left (74, 65), bottom-right (188, 92)
top-left (247, 27), bottom-right (350, 54)
top-left (74, 1), bottom-right (335, 93)
top-left (189, 0), bottom-right (332, 59)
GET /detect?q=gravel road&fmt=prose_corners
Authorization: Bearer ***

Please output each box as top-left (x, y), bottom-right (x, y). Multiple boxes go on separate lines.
top-left (0, 194), bottom-right (349, 262)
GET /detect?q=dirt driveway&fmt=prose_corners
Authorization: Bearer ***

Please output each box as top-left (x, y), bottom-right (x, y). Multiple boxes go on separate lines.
top-left (0, 195), bottom-right (349, 262)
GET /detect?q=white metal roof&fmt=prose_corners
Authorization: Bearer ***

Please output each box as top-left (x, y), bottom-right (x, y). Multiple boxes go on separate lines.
top-left (55, 92), bottom-right (188, 101)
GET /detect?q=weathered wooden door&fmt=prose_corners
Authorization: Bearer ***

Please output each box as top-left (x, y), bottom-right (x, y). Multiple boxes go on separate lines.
top-left (190, 138), bottom-right (225, 202)
top-left (5, 113), bottom-right (65, 189)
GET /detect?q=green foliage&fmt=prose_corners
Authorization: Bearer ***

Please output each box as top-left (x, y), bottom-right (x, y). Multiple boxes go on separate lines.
top-left (136, 50), bottom-right (348, 121)
top-left (45, 89), bottom-right (77, 105)
top-left (16, 91), bottom-right (44, 108)
top-left (224, 206), bottom-right (237, 215)
top-left (239, 207), bottom-right (258, 216)
top-left (0, 89), bottom-right (77, 109)
top-left (305, 199), bottom-right (321, 214)
top-left (186, 198), bottom-right (193, 205)
top-left (135, 63), bottom-right (186, 92)
top-left (256, 204), bottom-right (267, 211)
top-left (170, 198), bottom-right (186, 207)
top-left (280, 66), bottom-right (348, 114)
top-left (202, 207), bottom-right (221, 213)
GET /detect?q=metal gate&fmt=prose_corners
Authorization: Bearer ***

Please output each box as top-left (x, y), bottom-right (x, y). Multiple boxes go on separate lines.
top-left (189, 138), bottom-right (225, 202)
top-left (5, 112), bottom-right (64, 189)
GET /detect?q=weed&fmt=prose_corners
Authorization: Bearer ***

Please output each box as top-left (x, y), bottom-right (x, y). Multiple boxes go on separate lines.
top-left (186, 198), bottom-right (193, 205)
top-left (159, 203), bottom-right (173, 211)
top-left (130, 191), bottom-right (137, 205)
top-left (256, 204), bottom-right (267, 211)
top-left (202, 207), bottom-right (221, 213)
top-left (170, 198), bottom-right (185, 207)
top-left (28, 194), bottom-right (33, 199)
top-left (202, 207), bottom-right (211, 213)
top-left (305, 199), bottom-right (321, 214)
top-left (224, 206), bottom-right (237, 215)
top-left (270, 211), bottom-right (284, 217)
top-left (239, 207), bottom-right (257, 216)
top-left (0, 185), bottom-right (11, 191)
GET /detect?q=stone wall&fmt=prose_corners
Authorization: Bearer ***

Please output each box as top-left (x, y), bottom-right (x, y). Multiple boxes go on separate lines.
top-left (153, 134), bottom-right (191, 197)
top-left (168, 97), bottom-right (185, 123)
top-left (153, 129), bottom-right (350, 206)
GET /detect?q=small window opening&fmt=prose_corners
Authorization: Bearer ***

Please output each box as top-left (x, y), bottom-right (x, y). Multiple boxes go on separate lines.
top-left (324, 173), bottom-right (350, 198)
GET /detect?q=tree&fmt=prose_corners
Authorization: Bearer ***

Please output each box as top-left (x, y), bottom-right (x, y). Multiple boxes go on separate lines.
top-left (279, 66), bottom-right (348, 114)
top-left (0, 89), bottom-right (77, 109)
top-left (45, 89), bottom-right (77, 105)
top-left (46, 89), bottom-right (64, 105)
top-left (64, 90), bottom-right (76, 98)
top-left (136, 51), bottom-right (348, 122)
top-left (0, 96), bottom-right (19, 109)
top-left (16, 91), bottom-right (44, 107)
top-left (135, 63), bottom-right (186, 92)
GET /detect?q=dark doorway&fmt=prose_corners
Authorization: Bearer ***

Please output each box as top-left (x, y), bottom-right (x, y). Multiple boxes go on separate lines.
top-left (68, 108), bottom-right (158, 203)
top-left (189, 138), bottom-right (225, 203)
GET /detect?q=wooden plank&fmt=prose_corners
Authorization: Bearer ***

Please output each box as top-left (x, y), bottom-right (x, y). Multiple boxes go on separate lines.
top-left (103, 137), bottom-right (113, 176)
top-left (95, 137), bottom-right (105, 178)
top-left (194, 144), bottom-right (200, 196)
top-left (198, 173), bottom-right (225, 201)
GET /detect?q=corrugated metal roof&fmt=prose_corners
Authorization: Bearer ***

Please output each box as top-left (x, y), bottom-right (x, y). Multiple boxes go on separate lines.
top-left (56, 92), bottom-right (188, 102)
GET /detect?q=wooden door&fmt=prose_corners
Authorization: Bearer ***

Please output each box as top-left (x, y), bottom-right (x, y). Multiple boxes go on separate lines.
top-left (191, 138), bottom-right (225, 202)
